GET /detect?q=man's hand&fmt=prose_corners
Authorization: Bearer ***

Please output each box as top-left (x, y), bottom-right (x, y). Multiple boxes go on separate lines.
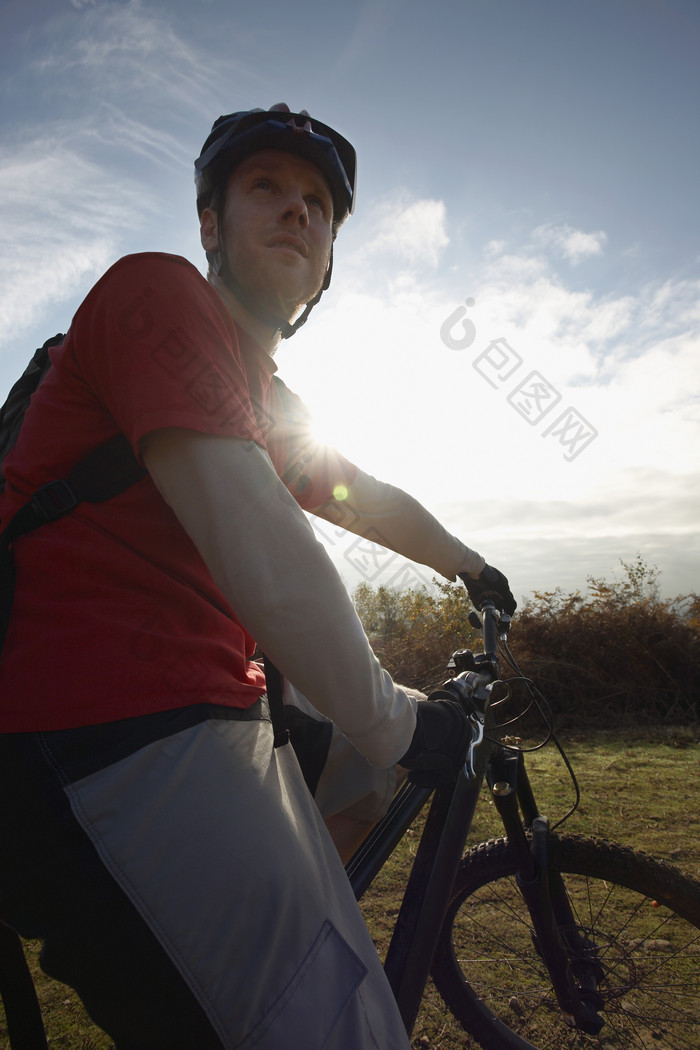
top-left (398, 699), bottom-right (470, 780)
top-left (458, 564), bottom-right (516, 616)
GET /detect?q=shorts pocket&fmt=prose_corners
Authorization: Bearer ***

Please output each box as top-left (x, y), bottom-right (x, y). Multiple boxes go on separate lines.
top-left (239, 920), bottom-right (367, 1050)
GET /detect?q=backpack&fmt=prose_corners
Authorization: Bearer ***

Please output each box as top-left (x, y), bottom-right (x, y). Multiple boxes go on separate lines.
top-left (0, 333), bottom-right (147, 651)
top-left (0, 335), bottom-right (65, 477)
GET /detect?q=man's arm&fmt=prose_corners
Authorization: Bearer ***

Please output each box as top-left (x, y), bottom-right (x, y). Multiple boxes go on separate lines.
top-left (312, 468), bottom-right (486, 581)
top-left (141, 428), bottom-right (417, 769)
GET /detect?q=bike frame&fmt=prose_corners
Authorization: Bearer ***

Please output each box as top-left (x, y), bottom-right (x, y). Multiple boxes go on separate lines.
top-left (346, 601), bottom-right (603, 1038)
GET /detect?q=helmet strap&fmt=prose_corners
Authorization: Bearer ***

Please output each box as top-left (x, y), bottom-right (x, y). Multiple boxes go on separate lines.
top-left (279, 248), bottom-right (333, 339)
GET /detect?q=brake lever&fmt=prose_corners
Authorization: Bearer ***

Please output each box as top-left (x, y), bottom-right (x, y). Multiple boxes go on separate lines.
top-left (464, 711), bottom-right (485, 780)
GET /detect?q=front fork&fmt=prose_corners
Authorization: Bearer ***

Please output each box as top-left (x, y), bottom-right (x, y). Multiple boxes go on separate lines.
top-left (487, 749), bottom-right (605, 1034)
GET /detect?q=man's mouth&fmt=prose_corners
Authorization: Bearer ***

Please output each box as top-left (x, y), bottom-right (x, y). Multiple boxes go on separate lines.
top-left (266, 234), bottom-right (308, 257)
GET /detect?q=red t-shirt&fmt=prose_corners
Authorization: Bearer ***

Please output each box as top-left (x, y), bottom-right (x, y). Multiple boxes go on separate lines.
top-left (0, 253), bottom-right (357, 731)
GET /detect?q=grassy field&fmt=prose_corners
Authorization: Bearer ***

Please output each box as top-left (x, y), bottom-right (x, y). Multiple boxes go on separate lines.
top-left (2, 728), bottom-right (698, 1050)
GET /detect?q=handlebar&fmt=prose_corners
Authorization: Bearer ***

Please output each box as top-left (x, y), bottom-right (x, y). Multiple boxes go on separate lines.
top-left (428, 598), bottom-right (510, 722)
top-left (426, 591), bottom-right (580, 818)
top-left (479, 599), bottom-right (511, 656)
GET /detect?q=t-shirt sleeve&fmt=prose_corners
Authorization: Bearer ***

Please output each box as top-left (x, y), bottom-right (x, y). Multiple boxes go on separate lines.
top-left (266, 376), bottom-right (358, 511)
top-left (65, 253), bottom-right (264, 455)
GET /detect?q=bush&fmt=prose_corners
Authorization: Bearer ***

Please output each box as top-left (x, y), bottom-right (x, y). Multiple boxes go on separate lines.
top-left (515, 557), bottom-right (699, 726)
top-left (353, 557), bottom-right (700, 728)
top-left (353, 579), bottom-right (480, 692)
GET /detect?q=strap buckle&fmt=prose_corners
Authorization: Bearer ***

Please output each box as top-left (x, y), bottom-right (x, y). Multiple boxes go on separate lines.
top-left (31, 480), bottom-right (78, 522)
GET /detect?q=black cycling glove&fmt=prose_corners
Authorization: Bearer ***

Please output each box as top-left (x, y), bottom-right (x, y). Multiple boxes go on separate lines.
top-left (458, 564), bottom-right (517, 617)
top-left (398, 699), bottom-right (470, 780)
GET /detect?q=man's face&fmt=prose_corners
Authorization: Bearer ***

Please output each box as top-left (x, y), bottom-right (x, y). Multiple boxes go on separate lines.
top-left (203, 149), bottom-right (334, 324)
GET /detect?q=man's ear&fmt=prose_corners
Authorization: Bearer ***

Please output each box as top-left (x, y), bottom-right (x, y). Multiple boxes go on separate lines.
top-left (200, 207), bottom-right (219, 253)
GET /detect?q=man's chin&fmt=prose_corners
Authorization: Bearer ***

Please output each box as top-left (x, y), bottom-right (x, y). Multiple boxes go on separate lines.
top-left (227, 268), bottom-right (323, 328)
top-left (243, 290), bottom-right (303, 328)
top-left (254, 282), bottom-right (321, 320)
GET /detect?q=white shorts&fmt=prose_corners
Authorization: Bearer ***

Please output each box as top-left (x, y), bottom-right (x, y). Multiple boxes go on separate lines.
top-left (57, 708), bottom-right (411, 1049)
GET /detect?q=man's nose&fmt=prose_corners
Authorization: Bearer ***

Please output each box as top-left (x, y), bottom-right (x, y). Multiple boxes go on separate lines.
top-left (279, 188), bottom-right (309, 227)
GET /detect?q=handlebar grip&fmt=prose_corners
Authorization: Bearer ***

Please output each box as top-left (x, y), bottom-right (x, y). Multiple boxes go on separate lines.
top-left (458, 566), bottom-right (517, 618)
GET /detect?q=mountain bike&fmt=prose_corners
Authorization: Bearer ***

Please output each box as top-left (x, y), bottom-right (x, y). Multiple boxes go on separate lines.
top-left (2, 596), bottom-right (699, 1049)
top-left (347, 597), bottom-right (700, 1049)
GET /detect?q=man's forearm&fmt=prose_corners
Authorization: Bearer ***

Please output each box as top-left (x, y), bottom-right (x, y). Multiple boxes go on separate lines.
top-left (312, 469), bottom-right (485, 580)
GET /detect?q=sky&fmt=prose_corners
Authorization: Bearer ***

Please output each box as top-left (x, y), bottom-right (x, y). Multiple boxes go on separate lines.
top-left (1, 0), bottom-right (698, 608)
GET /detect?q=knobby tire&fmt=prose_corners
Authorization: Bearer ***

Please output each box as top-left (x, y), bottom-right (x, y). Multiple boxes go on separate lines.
top-left (431, 834), bottom-right (700, 1050)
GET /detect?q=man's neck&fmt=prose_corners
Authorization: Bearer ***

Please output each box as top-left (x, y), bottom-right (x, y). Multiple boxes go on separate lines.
top-left (208, 273), bottom-right (283, 356)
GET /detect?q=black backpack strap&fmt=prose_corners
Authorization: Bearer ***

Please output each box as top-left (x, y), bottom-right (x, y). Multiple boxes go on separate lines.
top-left (0, 435), bottom-right (147, 651)
top-left (262, 653), bottom-right (290, 748)
top-left (2, 435), bottom-right (146, 546)
top-left (281, 706), bottom-right (333, 796)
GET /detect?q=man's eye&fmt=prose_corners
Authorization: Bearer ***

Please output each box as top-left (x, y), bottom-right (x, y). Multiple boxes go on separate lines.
top-left (308, 195), bottom-right (330, 214)
top-left (253, 178), bottom-right (272, 191)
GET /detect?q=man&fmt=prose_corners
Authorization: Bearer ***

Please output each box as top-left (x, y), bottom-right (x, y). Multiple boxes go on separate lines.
top-left (0, 105), bottom-right (515, 1048)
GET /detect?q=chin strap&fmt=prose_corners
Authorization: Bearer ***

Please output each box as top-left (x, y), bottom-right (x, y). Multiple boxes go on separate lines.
top-left (278, 250), bottom-right (334, 338)
top-left (209, 246), bottom-right (334, 340)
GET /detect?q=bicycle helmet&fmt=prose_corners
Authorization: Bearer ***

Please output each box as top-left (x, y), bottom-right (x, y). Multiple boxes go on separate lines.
top-left (196, 104), bottom-right (356, 222)
top-left (195, 104), bottom-right (356, 337)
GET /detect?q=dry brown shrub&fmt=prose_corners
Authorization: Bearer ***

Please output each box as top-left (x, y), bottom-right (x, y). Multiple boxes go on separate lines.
top-left (354, 557), bottom-right (700, 728)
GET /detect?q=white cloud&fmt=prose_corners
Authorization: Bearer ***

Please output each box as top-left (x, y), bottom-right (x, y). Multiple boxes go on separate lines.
top-left (353, 195), bottom-right (449, 269)
top-left (32, 0), bottom-right (226, 121)
top-left (484, 239), bottom-right (507, 258)
top-left (335, 0), bottom-right (400, 77)
top-left (83, 104), bottom-right (192, 171)
top-left (453, 243), bottom-right (700, 483)
top-left (0, 2), bottom-right (218, 350)
top-left (639, 276), bottom-right (700, 334)
top-left (0, 141), bottom-right (150, 340)
top-left (533, 222), bottom-right (608, 265)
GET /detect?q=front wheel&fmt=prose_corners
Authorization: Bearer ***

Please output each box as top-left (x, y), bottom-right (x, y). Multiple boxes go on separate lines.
top-left (431, 835), bottom-right (700, 1050)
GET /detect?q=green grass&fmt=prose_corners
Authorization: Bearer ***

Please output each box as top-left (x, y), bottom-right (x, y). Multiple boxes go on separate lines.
top-left (1, 729), bottom-right (698, 1050)
top-left (0, 956), bottom-right (112, 1050)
